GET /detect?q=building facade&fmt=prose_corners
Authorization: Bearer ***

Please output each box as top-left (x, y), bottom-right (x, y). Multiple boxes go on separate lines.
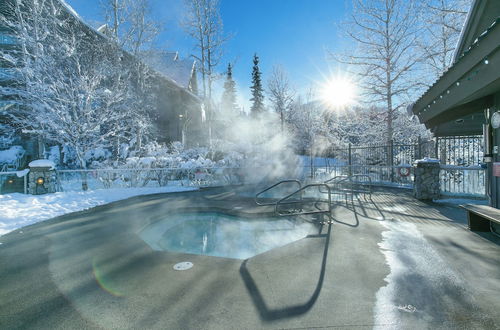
top-left (0, 0), bottom-right (204, 168)
top-left (410, 0), bottom-right (500, 232)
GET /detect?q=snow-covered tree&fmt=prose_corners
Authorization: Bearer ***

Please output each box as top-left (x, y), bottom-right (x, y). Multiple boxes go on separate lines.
top-left (335, 0), bottom-right (422, 144)
top-left (286, 91), bottom-right (326, 155)
top-left (101, 0), bottom-right (160, 56)
top-left (220, 63), bottom-right (238, 114)
top-left (267, 65), bottom-right (294, 132)
top-left (182, 0), bottom-right (228, 100)
top-left (250, 53), bottom-right (264, 116)
top-left (418, 0), bottom-right (472, 83)
top-left (182, 0), bottom-right (229, 144)
top-left (0, 0), bottom-right (153, 172)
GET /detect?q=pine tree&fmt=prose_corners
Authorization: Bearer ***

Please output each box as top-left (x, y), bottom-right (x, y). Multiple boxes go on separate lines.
top-left (250, 53), bottom-right (264, 116)
top-left (221, 63), bottom-right (238, 113)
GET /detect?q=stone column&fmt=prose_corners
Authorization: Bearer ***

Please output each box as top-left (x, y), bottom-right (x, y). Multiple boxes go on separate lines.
top-left (413, 159), bottom-right (440, 200)
top-left (28, 164), bottom-right (57, 195)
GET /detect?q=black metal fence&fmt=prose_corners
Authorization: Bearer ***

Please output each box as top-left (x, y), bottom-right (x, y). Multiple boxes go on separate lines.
top-left (309, 136), bottom-right (486, 196)
top-left (324, 136), bottom-right (483, 167)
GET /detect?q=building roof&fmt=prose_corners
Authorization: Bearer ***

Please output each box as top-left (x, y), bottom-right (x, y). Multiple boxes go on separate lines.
top-left (56, 0), bottom-right (199, 101)
top-left (141, 51), bottom-right (196, 90)
top-left (410, 0), bottom-right (500, 137)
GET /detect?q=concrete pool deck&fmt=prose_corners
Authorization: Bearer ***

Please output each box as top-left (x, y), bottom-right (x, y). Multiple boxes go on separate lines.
top-left (0, 186), bottom-right (499, 329)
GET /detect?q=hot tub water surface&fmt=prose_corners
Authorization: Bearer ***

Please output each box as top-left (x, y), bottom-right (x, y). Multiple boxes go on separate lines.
top-left (139, 212), bottom-right (316, 259)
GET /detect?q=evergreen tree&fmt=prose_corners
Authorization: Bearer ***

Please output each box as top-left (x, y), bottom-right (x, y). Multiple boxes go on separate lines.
top-left (250, 53), bottom-right (264, 115)
top-left (221, 63), bottom-right (238, 113)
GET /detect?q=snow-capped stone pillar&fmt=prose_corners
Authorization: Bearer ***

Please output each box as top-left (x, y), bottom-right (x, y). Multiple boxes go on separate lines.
top-left (28, 160), bottom-right (57, 195)
top-left (413, 158), bottom-right (440, 200)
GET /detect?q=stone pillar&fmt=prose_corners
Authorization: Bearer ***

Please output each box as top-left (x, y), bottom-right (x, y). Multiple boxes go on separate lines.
top-left (413, 159), bottom-right (440, 200)
top-left (28, 163), bottom-right (57, 195)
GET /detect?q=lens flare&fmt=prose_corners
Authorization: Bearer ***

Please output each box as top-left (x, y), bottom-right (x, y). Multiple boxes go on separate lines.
top-left (320, 77), bottom-right (357, 107)
top-left (92, 258), bottom-right (124, 297)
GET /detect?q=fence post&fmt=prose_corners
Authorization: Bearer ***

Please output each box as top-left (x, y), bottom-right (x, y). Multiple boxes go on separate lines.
top-left (417, 136), bottom-right (422, 160)
top-left (389, 140), bottom-right (394, 182)
top-left (348, 144), bottom-right (352, 176)
top-left (435, 137), bottom-right (439, 159)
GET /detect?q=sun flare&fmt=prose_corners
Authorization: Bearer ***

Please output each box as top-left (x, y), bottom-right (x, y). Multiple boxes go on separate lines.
top-left (321, 77), bottom-right (357, 107)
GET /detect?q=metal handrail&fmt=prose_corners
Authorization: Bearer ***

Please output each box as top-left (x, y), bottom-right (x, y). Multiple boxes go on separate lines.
top-left (323, 174), bottom-right (372, 196)
top-left (255, 179), bottom-right (302, 206)
top-left (323, 175), bottom-right (349, 185)
top-left (349, 174), bottom-right (372, 196)
top-left (275, 183), bottom-right (331, 218)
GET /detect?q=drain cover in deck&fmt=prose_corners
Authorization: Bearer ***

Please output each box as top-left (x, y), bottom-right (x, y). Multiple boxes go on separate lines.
top-left (173, 261), bottom-right (193, 271)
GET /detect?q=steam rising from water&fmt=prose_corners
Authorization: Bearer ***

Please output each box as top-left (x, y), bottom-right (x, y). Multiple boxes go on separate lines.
top-left (215, 112), bottom-right (302, 184)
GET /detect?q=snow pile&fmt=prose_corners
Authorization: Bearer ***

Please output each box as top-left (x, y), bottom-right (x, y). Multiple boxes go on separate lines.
top-left (0, 146), bottom-right (25, 165)
top-left (28, 159), bottom-right (56, 169)
top-left (299, 155), bottom-right (347, 167)
top-left (414, 157), bottom-right (440, 164)
top-left (0, 186), bottom-right (197, 236)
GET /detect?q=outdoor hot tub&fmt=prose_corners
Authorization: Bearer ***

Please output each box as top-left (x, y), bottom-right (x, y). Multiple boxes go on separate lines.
top-left (139, 212), bottom-right (317, 259)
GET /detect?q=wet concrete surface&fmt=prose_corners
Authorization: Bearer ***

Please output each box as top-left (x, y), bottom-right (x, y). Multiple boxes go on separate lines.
top-left (0, 186), bottom-right (499, 329)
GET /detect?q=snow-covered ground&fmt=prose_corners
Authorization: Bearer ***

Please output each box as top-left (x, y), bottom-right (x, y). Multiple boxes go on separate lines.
top-left (0, 186), bottom-right (197, 236)
top-left (433, 198), bottom-right (488, 206)
top-left (299, 155), bottom-right (346, 167)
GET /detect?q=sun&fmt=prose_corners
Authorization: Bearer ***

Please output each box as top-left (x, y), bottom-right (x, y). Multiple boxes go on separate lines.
top-left (320, 77), bottom-right (357, 107)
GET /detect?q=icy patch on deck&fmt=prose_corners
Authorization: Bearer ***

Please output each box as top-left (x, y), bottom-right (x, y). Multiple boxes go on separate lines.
top-left (373, 219), bottom-right (483, 328)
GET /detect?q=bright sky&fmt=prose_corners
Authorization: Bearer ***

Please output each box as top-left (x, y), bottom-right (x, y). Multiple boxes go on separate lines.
top-left (65, 0), bottom-right (350, 110)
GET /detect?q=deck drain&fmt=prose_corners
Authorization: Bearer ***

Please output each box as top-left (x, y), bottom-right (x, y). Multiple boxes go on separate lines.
top-left (173, 261), bottom-right (193, 271)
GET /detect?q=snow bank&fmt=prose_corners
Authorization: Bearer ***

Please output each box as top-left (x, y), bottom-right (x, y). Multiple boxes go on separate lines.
top-left (0, 186), bottom-right (197, 236)
top-left (299, 155), bottom-right (346, 167)
top-left (433, 198), bottom-right (488, 206)
top-left (414, 157), bottom-right (440, 164)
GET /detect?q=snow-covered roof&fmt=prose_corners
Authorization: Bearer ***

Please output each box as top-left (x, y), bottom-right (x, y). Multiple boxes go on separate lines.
top-left (54, 0), bottom-right (199, 100)
top-left (452, 0), bottom-right (479, 62)
top-left (411, 16), bottom-right (500, 114)
top-left (141, 51), bottom-right (196, 89)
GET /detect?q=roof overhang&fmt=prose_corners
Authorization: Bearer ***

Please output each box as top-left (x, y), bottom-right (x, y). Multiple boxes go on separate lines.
top-left (411, 18), bottom-right (500, 136)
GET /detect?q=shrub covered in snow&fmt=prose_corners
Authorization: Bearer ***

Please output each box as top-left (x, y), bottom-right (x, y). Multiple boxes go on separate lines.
top-left (0, 146), bottom-right (25, 165)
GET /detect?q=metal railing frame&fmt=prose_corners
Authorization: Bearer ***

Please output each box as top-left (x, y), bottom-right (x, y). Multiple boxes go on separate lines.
top-left (255, 179), bottom-right (302, 206)
top-left (275, 183), bottom-right (332, 219)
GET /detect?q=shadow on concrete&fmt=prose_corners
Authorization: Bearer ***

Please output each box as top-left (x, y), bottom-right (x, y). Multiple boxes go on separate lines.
top-left (239, 223), bottom-right (331, 321)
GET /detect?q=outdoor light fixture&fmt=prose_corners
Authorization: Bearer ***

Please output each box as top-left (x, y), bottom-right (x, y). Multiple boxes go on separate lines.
top-left (7, 179), bottom-right (14, 184)
top-left (456, 81), bottom-right (460, 86)
top-left (491, 111), bottom-right (500, 129)
top-left (179, 114), bottom-right (184, 119)
top-left (36, 177), bottom-right (44, 185)
top-left (484, 58), bottom-right (489, 65)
